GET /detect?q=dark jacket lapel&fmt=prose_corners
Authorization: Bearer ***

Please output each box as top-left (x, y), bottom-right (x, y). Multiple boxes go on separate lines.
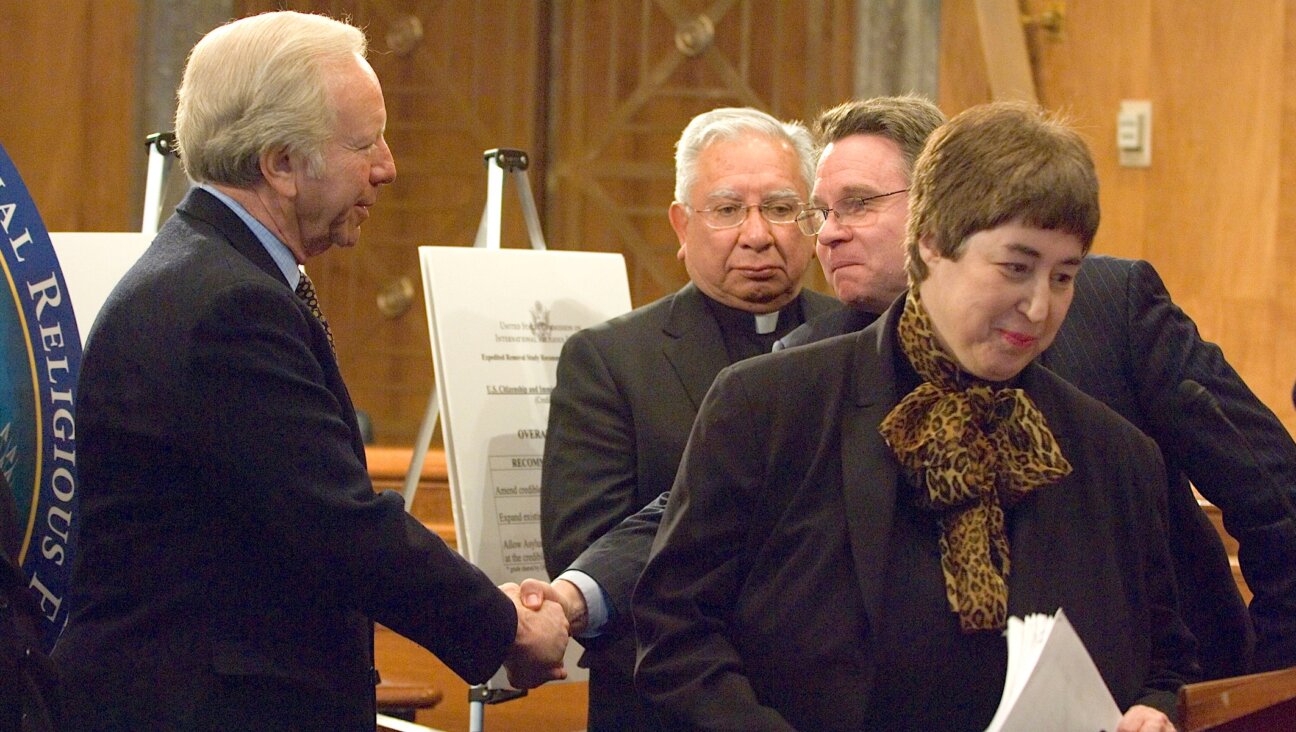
top-left (840, 301), bottom-right (904, 628)
top-left (661, 283), bottom-right (732, 410)
top-left (173, 187), bottom-right (363, 460)
top-left (175, 187), bottom-right (290, 288)
top-left (1016, 361), bottom-right (1075, 445)
top-left (799, 288), bottom-right (845, 322)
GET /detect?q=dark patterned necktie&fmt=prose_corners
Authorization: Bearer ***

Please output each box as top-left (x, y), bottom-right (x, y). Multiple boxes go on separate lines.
top-left (294, 270), bottom-right (336, 352)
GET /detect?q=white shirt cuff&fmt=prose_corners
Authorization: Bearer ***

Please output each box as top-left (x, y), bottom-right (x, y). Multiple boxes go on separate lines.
top-left (556, 568), bottom-right (609, 638)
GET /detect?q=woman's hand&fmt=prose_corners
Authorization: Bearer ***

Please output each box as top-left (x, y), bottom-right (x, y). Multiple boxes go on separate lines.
top-left (1116, 704), bottom-right (1175, 732)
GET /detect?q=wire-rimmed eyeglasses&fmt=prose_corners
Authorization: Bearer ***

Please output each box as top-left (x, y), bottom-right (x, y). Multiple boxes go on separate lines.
top-left (685, 199), bottom-right (803, 230)
top-left (794, 189), bottom-right (909, 236)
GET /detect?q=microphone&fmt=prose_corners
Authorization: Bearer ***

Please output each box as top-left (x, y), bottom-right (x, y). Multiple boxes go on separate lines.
top-left (1176, 379), bottom-right (1225, 427)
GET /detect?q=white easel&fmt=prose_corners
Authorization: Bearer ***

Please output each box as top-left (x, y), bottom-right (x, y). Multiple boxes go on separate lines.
top-left (404, 149), bottom-right (547, 732)
top-left (401, 148), bottom-right (547, 511)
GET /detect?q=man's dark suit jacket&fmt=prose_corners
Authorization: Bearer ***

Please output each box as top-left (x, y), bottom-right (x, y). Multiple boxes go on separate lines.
top-left (633, 301), bottom-right (1199, 731)
top-left (53, 188), bottom-right (517, 730)
top-left (589, 254), bottom-right (1296, 678)
top-left (2, 473), bottom-right (59, 730)
top-left (540, 281), bottom-right (838, 730)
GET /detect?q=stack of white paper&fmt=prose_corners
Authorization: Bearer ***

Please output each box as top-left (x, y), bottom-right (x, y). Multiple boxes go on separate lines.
top-left (984, 609), bottom-right (1123, 732)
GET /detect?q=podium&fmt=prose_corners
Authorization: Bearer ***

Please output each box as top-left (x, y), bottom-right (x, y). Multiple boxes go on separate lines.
top-left (1178, 666), bottom-right (1296, 731)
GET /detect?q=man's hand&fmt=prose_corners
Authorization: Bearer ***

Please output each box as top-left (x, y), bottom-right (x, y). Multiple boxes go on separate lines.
top-left (499, 582), bottom-right (570, 689)
top-left (518, 577), bottom-right (590, 636)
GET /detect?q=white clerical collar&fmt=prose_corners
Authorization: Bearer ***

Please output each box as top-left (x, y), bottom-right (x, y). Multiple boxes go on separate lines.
top-left (754, 311), bottom-right (780, 335)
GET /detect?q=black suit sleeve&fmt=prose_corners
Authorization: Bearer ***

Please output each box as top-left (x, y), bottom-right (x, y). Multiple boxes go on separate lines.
top-left (1130, 446), bottom-right (1202, 714)
top-left (633, 368), bottom-right (795, 731)
top-left (1121, 260), bottom-right (1296, 670)
top-left (567, 491), bottom-right (668, 638)
top-left (193, 281), bottom-right (516, 683)
top-left (541, 330), bottom-right (641, 580)
top-left (2, 472), bottom-right (59, 730)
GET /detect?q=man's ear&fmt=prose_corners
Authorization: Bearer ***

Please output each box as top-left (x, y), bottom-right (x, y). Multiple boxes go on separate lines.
top-left (259, 147), bottom-right (298, 198)
top-left (668, 202), bottom-right (689, 261)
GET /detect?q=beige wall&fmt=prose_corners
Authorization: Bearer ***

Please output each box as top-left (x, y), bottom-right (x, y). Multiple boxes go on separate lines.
top-left (943, 0), bottom-right (1296, 436)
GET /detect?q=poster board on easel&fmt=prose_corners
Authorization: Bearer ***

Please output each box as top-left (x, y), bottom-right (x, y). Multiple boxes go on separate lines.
top-left (49, 232), bottom-right (152, 346)
top-left (420, 246), bottom-right (631, 687)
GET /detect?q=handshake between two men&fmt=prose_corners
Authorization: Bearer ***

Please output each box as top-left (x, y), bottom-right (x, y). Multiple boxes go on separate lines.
top-left (498, 578), bottom-right (588, 689)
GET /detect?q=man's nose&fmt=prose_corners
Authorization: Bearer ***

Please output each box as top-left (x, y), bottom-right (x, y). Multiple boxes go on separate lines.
top-left (373, 137), bottom-right (397, 185)
top-left (737, 206), bottom-right (774, 248)
top-left (816, 210), bottom-right (851, 247)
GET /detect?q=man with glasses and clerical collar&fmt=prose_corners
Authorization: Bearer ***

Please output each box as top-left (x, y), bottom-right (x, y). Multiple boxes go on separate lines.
top-left (538, 107), bottom-right (839, 731)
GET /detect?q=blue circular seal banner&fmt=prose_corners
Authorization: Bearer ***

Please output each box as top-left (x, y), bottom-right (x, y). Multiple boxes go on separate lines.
top-left (0, 143), bottom-right (82, 650)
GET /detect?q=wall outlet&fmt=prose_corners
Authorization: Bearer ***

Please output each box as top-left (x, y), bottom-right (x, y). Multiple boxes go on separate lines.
top-left (1118, 100), bottom-right (1152, 168)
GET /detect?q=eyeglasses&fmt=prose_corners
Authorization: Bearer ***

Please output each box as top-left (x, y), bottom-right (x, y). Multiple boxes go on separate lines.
top-left (794, 189), bottom-right (909, 236)
top-left (686, 199), bottom-right (803, 230)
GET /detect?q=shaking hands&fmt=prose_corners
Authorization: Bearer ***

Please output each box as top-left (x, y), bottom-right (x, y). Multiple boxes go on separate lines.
top-left (499, 578), bottom-right (582, 689)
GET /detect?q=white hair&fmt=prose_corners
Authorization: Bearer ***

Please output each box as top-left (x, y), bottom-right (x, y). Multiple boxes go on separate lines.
top-left (175, 11), bottom-right (367, 186)
top-left (673, 107), bottom-right (815, 203)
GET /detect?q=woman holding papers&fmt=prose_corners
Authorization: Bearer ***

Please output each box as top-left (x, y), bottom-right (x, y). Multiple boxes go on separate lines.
top-left (632, 102), bottom-right (1197, 731)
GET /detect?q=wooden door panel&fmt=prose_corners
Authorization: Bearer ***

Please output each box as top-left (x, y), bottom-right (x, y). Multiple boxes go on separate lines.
top-left (546, 0), bottom-right (855, 306)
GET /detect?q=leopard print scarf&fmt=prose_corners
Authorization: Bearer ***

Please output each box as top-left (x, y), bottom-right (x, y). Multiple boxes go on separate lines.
top-left (879, 289), bottom-right (1071, 632)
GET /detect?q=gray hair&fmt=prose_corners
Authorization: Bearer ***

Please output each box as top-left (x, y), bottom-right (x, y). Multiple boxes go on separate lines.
top-left (813, 95), bottom-right (946, 181)
top-left (175, 11), bottom-right (367, 186)
top-left (673, 107), bottom-right (815, 203)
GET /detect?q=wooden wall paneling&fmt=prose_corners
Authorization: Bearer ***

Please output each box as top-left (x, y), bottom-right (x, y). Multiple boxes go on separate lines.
top-left (1146, 1), bottom-right (1282, 290)
top-left (1021, 0), bottom-right (1153, 264)
top-left (971, 0), bottom-right (1037, 103)
top-left (937, 0), bottom-right (991, 115)
top-left (1276, 0), bottom-right (1296, 435)
top-left (0, 1), bottom-right (140, 232)
top-left (942, 1), bottom-right (1296, 435)
top-left (545, 0), bottom-right (856, 309)
top-left (1145, 1), bottom-right (1288, 431)
top-left (241, 0), bottom-right (544, 443)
